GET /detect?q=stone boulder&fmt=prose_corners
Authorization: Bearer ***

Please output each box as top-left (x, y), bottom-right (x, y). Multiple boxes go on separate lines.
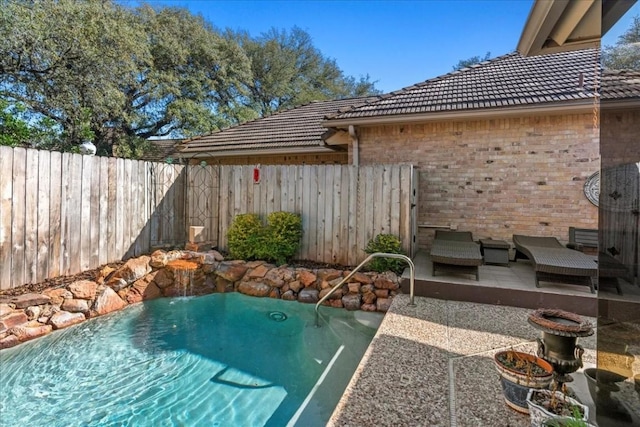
top-left (61, 299), bottom-right (90, 313)
top-left (374, 276), bottom-right (399, 291)
top-left (12, 293), bottom-right (51, 309)
top-left (342, 293), bottom-right (362, 311)
top-left (106, 256), bottom-right (151, 290)
top-left (349, 272), bottom-right (373, 284)
top-left (376, 298), bottom-right (392, 312)
top-left (49, 311), bottom-right (85, 330)
top-left (216, 262), bottom-right (248, 282)
top-left (92, 287), bottom-right (127, 317)
top-left (11, 322), bottom-right (52, 342)
top-left (317, 269), bottom-right (342, 281)
top-left (298, 288), bottom-right (319, 304)
top-left (248, 264), bottom-right (270, 279)
top-left (44, 288), bottom-right (72, 305)
top-left (69, 280), bottom-right (98, 300)
top-left (297, 270), bottom-right (317, 287)
top-left (0, 334), bottom-right (19, 349)
top-left (237, 281), bottom-right (271, 297)
top-left (0, 311), bottom-right (28, 333)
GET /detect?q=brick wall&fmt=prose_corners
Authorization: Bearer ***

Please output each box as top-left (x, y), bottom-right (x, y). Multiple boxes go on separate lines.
top-left (357, 113), bottom-right (600, 250)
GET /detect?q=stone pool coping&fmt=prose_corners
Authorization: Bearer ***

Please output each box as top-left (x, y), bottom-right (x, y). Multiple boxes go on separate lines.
top-left (327, 294), bottom-right (600, 427)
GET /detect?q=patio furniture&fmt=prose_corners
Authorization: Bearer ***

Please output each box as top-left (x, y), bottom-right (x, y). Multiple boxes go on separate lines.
top-left (430, 230), bottom-right (483, 281)
top-left (480, 239), bottom-right (510, 266)
top-left (512, 234), bottom-right (597, 293)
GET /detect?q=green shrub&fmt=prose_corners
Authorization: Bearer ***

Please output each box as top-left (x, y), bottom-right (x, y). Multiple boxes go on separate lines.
top-left (364, 234), bottom-right (407, 274)
top-left (226, 211), bottom-right (302, 264)
top-left (227, 214), bottom-right (264, 260)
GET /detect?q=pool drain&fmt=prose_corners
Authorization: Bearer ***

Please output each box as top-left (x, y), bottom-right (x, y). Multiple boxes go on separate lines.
top-left (268, 311), bottom-right (288, 322)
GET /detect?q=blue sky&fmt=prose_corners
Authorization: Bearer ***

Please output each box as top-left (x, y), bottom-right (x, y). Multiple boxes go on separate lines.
top-left (125, 0), bottom-right (640, 94)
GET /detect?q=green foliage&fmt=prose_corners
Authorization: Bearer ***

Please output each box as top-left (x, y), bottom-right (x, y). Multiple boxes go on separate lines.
top-left (603, 15), bottom-right (640, 70)
top-left (226, 212), bottom-right (302, 264)
top-left (364, 234), bottom-right (407, 274)
top-left (227, 214), bottom-right (264, 261)
top-left (452, 52), bottom-right (491, 71)
top-left (221, 26), bottom-right (381, 119)
top-left (263, 211), bottom-right (303, 265)
top-left (0, 100), bottom-right (61, 148)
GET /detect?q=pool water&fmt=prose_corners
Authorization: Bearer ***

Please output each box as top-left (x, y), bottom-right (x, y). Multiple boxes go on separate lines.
top-left (0, 293), bottom-right (381, 427)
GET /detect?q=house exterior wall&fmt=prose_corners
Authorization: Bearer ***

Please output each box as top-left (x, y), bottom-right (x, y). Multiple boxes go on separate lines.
top-left (189, 151), bottom-right (347, 166)
top-left (356, 113), bottom-right (600, 250)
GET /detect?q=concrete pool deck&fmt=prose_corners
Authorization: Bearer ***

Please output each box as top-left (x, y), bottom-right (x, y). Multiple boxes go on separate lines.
top-left (328, 294), bottom-right (639, 427)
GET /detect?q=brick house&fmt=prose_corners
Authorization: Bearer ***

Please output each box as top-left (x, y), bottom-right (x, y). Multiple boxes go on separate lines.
top-left (323, 48), bottom-right (640, 249)
top-left (178, 48), bottom-right (638, 252)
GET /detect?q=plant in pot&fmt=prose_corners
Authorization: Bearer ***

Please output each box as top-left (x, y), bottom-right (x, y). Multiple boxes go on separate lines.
top-left (526, 388), bottom-right (590, 427)
top-left (494, 349), bottom-right (554, 413)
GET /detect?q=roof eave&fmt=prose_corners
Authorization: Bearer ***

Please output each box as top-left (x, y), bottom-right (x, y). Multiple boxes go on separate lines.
top-left (172, 145), bottom-right (340, 159)
top-left (323, 101), bottom-right (594, 128)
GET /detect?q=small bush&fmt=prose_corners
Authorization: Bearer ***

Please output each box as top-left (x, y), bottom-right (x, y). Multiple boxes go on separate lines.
top-left (364, 234), bottom-right (407, 274)
top-left (226, 211), bottom-right (303, 264)
top-left (227, 214), bottom-right (264, 260)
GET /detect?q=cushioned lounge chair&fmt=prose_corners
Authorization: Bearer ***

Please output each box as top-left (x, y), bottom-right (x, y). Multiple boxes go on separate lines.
top-left (512, 234), bottom-right (597, 293)
top-left (430, 230), bottom-right (483, 281)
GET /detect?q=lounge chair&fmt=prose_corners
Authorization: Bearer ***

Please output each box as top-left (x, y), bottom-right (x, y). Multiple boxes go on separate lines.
top-left (430, 230), bottom-right (483, 281)
top-left (512, 234), bottom-right (597, 293)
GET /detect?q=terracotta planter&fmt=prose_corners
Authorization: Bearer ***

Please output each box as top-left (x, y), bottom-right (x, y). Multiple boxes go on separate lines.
top-left (494, 350), bottom-right (554, 413)
top-left (526, 389), bottom-right (589, 427)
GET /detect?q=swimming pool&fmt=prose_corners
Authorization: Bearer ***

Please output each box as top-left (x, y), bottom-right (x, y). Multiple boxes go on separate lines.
top-left (0, 293), bottom-right (382, 426)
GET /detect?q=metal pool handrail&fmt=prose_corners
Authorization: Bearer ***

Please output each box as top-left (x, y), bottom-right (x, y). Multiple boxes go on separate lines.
top-left (314, 252), bottom-right (415, 327)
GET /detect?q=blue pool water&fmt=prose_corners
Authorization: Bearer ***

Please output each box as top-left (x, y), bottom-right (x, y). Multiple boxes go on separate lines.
top-left (0, 293), bottom-right (381, 427)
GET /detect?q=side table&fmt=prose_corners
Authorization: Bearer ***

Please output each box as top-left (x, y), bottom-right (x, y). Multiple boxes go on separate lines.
top-left (480, 239), bottom-right (510, 266)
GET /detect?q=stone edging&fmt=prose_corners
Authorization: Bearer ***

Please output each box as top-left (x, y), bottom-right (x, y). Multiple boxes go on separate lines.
top-left (0, 249), bottom-right (401, 350)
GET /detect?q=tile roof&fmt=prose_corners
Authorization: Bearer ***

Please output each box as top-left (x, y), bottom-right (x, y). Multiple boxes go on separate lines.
top-left (141, 138), bottom-right (182, 162)
top-left (177, 97), bottom-right (376, 156)
top-left (327, 49), bottom-right (614, 121)
top-left (601, 69), bottom-right (640, 100)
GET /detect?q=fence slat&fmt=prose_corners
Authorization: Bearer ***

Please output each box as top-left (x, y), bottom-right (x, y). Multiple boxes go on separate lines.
top-left (0, 147), bottom-right (14, 289)
top-left (36, 150), bottom-right (51, 283)
top-left (80, 155), bottom-right (92, 271)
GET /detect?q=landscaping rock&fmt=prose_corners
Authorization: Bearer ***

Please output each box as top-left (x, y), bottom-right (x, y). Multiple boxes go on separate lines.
top-left (281, 290), bottom-right (296, 301)
top-left (149, 250), bottom-right (168, 268)
top-left (0, 334), bottom-right (19, 349)
top-left (342, 294), bottom-right (362, 311)
top-left (269, 288), bottom-right (280, 299)
top-left (348, 282), bottom-right (361, 294)
top-left (25, 305), bottom-right (41, 320)
top-left (12, 293), bottom-right (51, 309)
top-left (152, 269), bottom-right (173, 289)
top-left (263, 269), bottom-right (285, 287)
top-left (361, 303), bottom-right (377, 312)
top-left (297, 270), bottom-right (317, 287)
top-left (237, 281), bottom-right (271, 297)
top-left (298, 288), bottom-right (319, 303)
top-left (317, 269), bottom-right (342, 281)
top-left (319, 288), bottom-right (343, 300)
top-left (0, 304), bottom-right (13, 317)
top-left (289, 281), bottom-right (302, 293)
top-left (376, 298), bottom-right (392, 312)
top-left (11, 323), bottom-right (52, 342)
top-left (216, 263), bottom-right (248, 282)
top-left (49, 311), bottom-right (85, 330)
top-left (375, 289), bottom-right (389, 298)
top-left (106, 256), bottom-right (151, 289)
top-left (362, 291), bottom-right (377, 304)
top-left (68, 280), bottom-right (98, 300)
top-left (328, 299), bottom-right (343, 308)
top-left (43, 288), bottom-right (72, 306)
top-left (0, 312), bottom-right (28, 333)
top-left (374, 276), bottom-right (399, 290)
top-left (61, 299), bottom-right (90, 313)
top-left (92, 287), bottom-right (127, 317)
top-left (350, 272), bottom-right (373, 284)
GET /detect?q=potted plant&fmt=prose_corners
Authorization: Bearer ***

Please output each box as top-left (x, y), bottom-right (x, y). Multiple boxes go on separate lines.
top-left (527, 388), bottom-right (590, 427)
top-left (494, 350), bottom-right (554, 413)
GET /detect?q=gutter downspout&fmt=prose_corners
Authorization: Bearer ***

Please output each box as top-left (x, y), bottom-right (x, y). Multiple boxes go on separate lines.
top-left (348, 125), bottom-right (359, 166)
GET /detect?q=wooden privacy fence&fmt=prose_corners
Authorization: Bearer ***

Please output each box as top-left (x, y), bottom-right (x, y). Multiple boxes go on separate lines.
top-left (0, 146), bottom-right (186, 290)
top-left (1, 147), bottom-right (415, 290)
top-left (190, 164), bottom-right (416, 267)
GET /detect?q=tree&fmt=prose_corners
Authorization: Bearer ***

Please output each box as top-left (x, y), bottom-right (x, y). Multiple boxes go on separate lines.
top-left (452, 52), bottom-right (492, 71)
top-left (0, 0), bottom-right (250, 156)
top-left (222, 27), bottom-right (380, 120)
top-left (602, 15), bottom-right (640, 70)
